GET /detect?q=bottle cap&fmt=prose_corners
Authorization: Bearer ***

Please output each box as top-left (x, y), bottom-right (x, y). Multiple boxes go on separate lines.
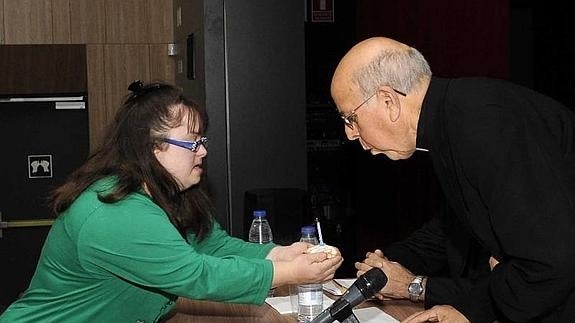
top-left (301, 225), bottom-right (316, 235)
top-left (253, 210), bottom-right (267, 218)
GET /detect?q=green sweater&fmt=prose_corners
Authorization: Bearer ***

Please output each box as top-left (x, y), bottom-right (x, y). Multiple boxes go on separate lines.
top-left (0, 179), bottom-right (275, 323)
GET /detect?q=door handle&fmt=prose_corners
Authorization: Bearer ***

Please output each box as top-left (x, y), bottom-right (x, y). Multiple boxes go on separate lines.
top-left (0, 211), bottom-right (54, 238)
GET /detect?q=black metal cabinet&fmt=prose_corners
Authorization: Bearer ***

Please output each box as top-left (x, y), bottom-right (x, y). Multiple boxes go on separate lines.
top-left (174, 0), bottom-right (307, 238)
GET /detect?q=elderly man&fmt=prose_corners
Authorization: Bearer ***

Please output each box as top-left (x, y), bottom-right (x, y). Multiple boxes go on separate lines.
top-left (331, 37), bottom-right (575, 323)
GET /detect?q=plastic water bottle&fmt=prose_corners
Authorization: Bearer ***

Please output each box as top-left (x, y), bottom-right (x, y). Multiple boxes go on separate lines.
top-left (297, 225), bottom-right (323, 322)
top-left (248, 210), bottom-right (273, 244)
top-left (248, 210), bottom-right (274, 296)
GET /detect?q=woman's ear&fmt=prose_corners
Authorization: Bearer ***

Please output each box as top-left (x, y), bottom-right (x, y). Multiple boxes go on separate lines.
top-left (153, 142), bottom-right (167, 156)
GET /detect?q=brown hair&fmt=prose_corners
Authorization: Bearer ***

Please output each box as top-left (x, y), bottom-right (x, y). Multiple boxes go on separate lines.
top-left (50, 81), bottom-right (213, 240)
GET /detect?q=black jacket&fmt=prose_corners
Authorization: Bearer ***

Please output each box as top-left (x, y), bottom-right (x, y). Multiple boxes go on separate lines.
top-left (387, 77), bottom-right (575, 323)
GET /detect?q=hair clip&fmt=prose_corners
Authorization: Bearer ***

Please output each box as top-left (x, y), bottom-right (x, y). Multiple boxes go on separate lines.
top-left (128, 80), bottom-right (145, 94)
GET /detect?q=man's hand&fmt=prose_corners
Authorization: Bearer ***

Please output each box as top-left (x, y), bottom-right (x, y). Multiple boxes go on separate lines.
top-left (355, 249), bottom-right (418, 300)
top-left (401, 305), bottom-right (470, 323)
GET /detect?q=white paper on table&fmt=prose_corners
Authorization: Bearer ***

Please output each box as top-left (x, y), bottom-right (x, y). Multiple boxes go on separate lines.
top-left (266, 296), bottom-right (398, 322)
top-left (335, 278), bottom-right (357, 288)
top-left (352, 307), bottom-right (399, 323)
top-left (323, 278), bottom-right (357, 296)
top-left (265, 296), bottom-right (293, 315)
top-left (266, 294), bottom-right (399, 323)
top-left (322, 281), bottom-right (343, 296)
top-left (265, 294), bottom-right (334, 315)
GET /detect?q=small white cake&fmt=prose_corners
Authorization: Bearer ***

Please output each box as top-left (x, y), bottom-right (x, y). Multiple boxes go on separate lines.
top-left (306, 244), bottom-right (338, 258)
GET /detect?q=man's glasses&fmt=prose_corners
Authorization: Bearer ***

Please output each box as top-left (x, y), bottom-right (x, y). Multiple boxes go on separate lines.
top-left (162, 137), bottom-right (208, 152)
top-left (339, 88), bottom-right (406, 129)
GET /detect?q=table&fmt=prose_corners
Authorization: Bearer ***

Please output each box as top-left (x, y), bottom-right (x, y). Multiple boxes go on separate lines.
top-left (164, 289), bottom-right (423, 322)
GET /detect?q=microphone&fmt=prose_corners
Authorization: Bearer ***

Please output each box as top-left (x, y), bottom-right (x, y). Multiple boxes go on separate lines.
top-left (311, 268), bottom-right (388, 323)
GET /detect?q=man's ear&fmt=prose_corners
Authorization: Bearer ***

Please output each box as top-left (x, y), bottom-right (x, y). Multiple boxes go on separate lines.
top-left (378, 85), bottom-right (401, 122)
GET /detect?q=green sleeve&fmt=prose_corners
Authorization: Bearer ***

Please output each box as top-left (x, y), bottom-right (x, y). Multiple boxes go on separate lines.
top-left (77, 199), bottom-right (273, 305)
top-left (187, 221), bottom-right (276, 259)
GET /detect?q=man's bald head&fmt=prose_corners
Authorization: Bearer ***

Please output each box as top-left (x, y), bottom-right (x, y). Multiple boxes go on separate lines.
top-left (331, 37), bottom-right (431, 102)
top-left (329, 37), bottom-right (432, 161)
top-left (332, 37), bottom-right (408, 86)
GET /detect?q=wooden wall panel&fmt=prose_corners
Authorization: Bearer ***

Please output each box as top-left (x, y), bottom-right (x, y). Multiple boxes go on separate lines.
top-left (149, 44), bottom-right (176, 84)
top-left (105, 0), bottom-right (148, 43)
top-left (1, 1), bottom-right (175, 150)
top-left (104, 44), bottom-right (151, 120)
top-left (0, 0), bottom-right (4, 44)
top-left (52, 0), bottom-right (71, 43)
top-left (0, 45), bottom-right (86, 94)
top-left (147, 0), bottom-right (174, 43)
top-left (86, 45), bottom-right (107, 151)
top-left (3, 0), bottom-right (53, 44)
top-left (70, 0), bottom-right (106, 44)
top-left (104, 0), bottom-right (173, 44)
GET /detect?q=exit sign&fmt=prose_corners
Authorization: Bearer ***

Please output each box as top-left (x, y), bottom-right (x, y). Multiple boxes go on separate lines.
top-left (311, 0), bottom-right (334, 22)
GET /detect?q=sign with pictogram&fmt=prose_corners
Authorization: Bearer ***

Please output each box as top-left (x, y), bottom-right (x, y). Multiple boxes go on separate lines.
top-left (28, 155), bottom-right (53, 178)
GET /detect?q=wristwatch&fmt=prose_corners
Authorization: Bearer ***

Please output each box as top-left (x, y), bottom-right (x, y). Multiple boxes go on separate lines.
top-left (408, 275), bottom-right (425, 302)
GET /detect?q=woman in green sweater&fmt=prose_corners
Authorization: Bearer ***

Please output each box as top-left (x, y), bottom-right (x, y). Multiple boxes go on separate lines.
top-left (0, 81), bottom-right (342, 322)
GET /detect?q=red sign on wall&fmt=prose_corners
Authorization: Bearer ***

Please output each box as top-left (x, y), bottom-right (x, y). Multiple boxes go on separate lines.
top-left (311, 0), bottom-right (334, 22)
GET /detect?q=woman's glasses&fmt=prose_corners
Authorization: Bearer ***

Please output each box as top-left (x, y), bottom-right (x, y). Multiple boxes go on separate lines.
top-left (161, 137), bottom-right (208, 152)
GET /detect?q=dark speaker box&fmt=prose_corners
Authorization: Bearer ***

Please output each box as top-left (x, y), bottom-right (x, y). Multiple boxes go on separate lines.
top-left (244, 188), bottom-right (310, 245)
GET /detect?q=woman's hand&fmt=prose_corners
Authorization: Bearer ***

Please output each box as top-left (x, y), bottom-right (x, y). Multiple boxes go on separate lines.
top-left (271, 246), bottom-right (343, 287)
top-left (266, 242), bottom-right (311, 261)
top-left (401, 305), bottom-right (470, 323)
